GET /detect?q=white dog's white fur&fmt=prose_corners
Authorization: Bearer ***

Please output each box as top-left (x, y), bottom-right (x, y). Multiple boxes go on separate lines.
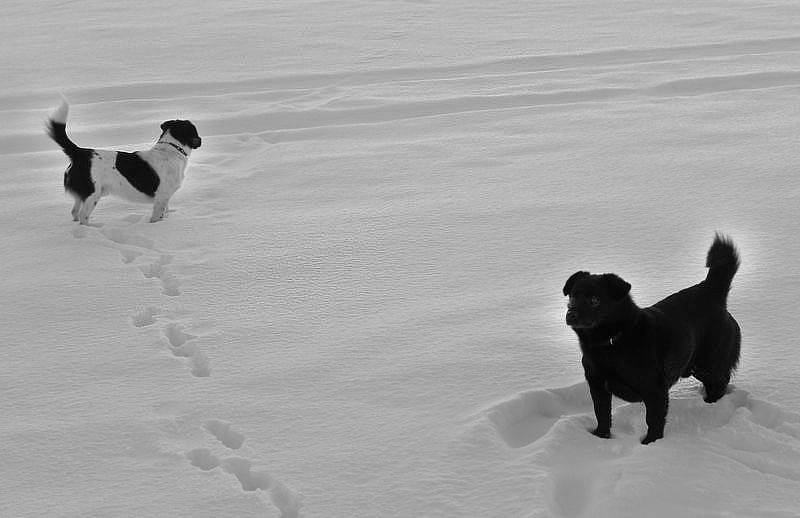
top-left (47, 100), bottom-right (201, 224)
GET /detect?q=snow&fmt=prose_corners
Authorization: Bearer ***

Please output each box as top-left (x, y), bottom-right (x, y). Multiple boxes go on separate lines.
top-left (2, 0), bottom-right (800, 516)
top-left (481, 383), bottom-right (800, 516)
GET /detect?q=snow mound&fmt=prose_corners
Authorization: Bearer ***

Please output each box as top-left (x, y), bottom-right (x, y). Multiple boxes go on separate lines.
top-left (481, 383), bottom-right (800, 517)
top-left (485, 382), bottom-right (597, 448)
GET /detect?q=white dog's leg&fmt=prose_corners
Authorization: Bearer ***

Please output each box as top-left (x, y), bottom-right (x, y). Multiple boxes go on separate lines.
top-left (70, 198), bottom-right (81, 221)
top-left (77, 193), bottom-right (100, 225)
top-left (150, 197), bottom-right (169, 223)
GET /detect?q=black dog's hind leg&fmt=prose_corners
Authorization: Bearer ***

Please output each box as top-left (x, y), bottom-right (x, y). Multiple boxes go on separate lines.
top-left (696, 317), bottom-right (740, 403)
top-left (588, 379), bottom-right (612, 438)
top-left (641, 390), bottom-right (669, 444)
top-left (696, 370), bottom-right (729, 403)
top-left (703, 380), bottom-right (728, 403)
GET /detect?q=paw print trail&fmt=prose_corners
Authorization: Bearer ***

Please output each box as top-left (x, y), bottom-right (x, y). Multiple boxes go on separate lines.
top-left (83, 219), bottom-right (211, 378)
top-left (140, 254), bottom-right (180, 296)
top-left (187, 422), bottom-right (302, 518)
top-left (164, 323), bottom-right (211, 378)
top-left (132, 306), bottom-right (158, 328)
top-left (78, 217), bottom-right (305, 514)
top-left (204, 419), bottom-right (246, 449)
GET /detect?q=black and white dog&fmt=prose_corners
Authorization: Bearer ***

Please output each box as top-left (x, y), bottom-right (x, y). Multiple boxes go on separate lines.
top-left (47, 100), bottom-right (201, 224)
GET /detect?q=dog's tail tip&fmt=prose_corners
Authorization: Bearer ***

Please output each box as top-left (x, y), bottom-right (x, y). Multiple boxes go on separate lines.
top-left (705, 233), bottom-right (740, 290)
top-left (47, 95), bottom-right (80, 156)
top-left (707, 233), bottom-right (739, 266)
top-left (50, 96), bottom-right (70, 124)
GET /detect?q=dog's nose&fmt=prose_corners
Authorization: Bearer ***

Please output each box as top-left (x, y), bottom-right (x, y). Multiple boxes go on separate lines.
top-left (192, 137), bottom-right (202, 148)
top-left (566, 310), bottom-right (578, 325)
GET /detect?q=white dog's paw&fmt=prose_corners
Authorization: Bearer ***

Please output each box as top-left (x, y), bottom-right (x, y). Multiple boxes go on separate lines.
top-left (149, 201), bottom-right (171, 223)
top-left (149, 207), bottom-right (176, 223)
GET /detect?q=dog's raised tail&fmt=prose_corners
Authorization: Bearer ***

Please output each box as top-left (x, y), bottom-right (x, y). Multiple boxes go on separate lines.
top-left (705, 233), bottom-right (740, 301)
top-left (47, 98), bottom-right (81, 158)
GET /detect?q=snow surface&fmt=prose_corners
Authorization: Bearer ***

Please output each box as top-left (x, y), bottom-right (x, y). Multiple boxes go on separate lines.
top-left (2, 0), bottom-right (800, 516)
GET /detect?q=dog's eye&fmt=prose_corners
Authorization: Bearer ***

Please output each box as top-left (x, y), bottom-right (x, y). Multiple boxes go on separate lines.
top-left (590, 296), bottom-right (600, 307)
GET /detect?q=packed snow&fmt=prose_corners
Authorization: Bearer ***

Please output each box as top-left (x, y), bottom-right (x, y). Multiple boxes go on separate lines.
top-left (2, 1), bottom-right (800, 516)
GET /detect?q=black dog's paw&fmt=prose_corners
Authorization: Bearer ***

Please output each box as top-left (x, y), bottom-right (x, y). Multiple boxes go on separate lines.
top-left (703, 385), bottom-right (728, 403)
top-left (641, 433), bottom-right (663, 445)
top-left (591, 427), bottom-right (611, 439)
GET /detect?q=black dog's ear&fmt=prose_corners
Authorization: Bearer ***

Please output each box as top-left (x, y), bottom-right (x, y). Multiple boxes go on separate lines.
top-left (601, 273), bottom-right (631, 300)
top-left (160, 120), bottom-right (175, 132)
top-left (563, 271), bottom-right (591, 296)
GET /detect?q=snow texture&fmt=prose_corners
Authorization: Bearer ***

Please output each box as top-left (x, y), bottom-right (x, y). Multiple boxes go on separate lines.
top-left (1, 0), bottom-right (800, 517)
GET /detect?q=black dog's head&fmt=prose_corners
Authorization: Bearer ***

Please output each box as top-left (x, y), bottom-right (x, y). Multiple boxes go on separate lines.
top-left (563, 271), bottom-right (631, 329)
top-left (160, 120), bottom-right (202, 149)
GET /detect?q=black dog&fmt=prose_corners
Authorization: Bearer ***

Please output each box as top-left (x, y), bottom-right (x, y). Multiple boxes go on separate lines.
top-left (563, 235), bottom-right (741, 444)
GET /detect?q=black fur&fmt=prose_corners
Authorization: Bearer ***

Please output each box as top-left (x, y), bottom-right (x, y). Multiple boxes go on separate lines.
top-left (47, 120), bottom-right (95, 201)
top-left (161, 120), bottom-right (202, 149)
top-left (705, 234), bottom-right (740, 299)
top-left (114, 152), bottom-right (160, 197)
top-left (563, 235), bottom-right (741, 444)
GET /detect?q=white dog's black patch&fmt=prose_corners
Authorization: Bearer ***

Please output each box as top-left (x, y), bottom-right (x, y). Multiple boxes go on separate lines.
top-left (61, 145), bottom-right (96, 201)
top-left (114, 152), bottom-right (160, 197)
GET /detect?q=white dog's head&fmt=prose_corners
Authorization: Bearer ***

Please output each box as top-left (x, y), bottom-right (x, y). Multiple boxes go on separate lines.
top-left (160, 120), bottom-right (202, 149)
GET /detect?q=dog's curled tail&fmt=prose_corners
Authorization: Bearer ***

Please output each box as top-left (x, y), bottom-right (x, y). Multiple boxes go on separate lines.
top-left (705, 233), bottom-right (740, 301)
top-left (47, 98), bottom-right (81, 158)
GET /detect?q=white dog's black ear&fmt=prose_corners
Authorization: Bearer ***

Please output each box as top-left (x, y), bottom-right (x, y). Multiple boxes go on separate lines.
top-left (602, 273), bottom-right (631, 300)
top-left (160, 120), bottom-right (175, 131)
top-left (563, 271), bottom-right (591, 296)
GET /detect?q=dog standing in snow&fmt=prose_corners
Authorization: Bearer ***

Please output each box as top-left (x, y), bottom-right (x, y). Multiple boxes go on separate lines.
top-left (47, 100), bottom-right (201, 224)
top-left (563, 235), bottom-right (741, 444)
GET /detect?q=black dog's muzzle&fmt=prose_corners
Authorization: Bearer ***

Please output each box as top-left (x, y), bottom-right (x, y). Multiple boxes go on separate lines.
top-left (566, 310), bottom-right (594, 329)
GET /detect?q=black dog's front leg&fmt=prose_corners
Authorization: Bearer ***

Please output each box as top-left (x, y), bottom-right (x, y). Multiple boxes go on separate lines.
top-left (641, 390), bottom-right (669, 444)
top-left (587, 379), bottom-right (612, 438)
